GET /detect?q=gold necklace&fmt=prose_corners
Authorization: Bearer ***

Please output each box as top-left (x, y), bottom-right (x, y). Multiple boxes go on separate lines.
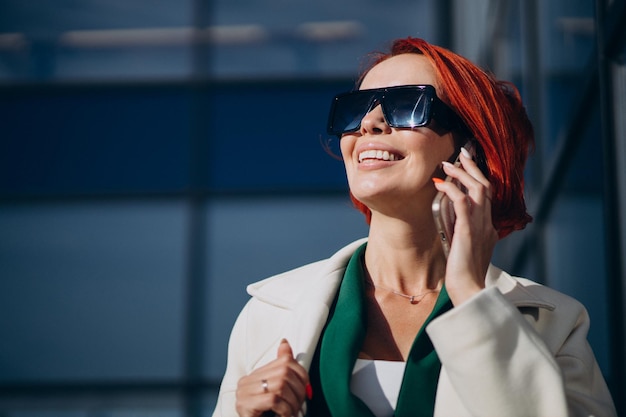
top-left (365, 280), bottom-right (440, 304)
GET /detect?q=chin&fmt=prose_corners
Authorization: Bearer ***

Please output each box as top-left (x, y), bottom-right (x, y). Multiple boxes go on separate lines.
top-left (351, 186), bottom-right (399, 208)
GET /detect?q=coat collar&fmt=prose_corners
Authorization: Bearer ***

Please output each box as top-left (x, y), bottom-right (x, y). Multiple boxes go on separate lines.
top-left (248, 238), bottom-right (555, 312)
top-left (485, 264), bottom-right (555, 310)
top-left (245, 238), bottom-right (555, 370)
top-left (247, 238), bottom-right (366, 310)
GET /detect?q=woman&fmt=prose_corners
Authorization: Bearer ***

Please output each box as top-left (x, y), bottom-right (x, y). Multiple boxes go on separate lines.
top-left (213, 37), bottom-right (616, 417)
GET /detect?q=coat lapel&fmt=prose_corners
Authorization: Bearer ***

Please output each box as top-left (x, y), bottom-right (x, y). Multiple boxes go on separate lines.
top-left (247, 238), bottom-right (367, 371)
top-left (246, 239), bottom-right (558, 417)
top-left (486, 264), bottom-right (556, 310)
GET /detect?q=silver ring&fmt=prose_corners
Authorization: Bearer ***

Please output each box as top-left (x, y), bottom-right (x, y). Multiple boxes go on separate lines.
top-left (261, 379), bottom-right (269, 393)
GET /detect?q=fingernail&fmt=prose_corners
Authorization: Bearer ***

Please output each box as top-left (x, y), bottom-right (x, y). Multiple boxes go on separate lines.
top-left (280, 338), bottom-right (288, 344)
top-left (306, 383), bottom-right (313, 400)
top-left (432, 177), bottom-right (444, 184)
top-left (442, 161), bottom-right (454, 169)
top-left (460, 146), bottom-right (472, 159)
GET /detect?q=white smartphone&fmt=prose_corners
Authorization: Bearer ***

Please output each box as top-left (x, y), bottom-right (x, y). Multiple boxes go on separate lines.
top-left (431, 141), bottom-right (475, 258)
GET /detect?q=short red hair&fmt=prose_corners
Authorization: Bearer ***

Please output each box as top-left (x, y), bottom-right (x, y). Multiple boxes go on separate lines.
top-left (349, 37), bottom-right (534, 238)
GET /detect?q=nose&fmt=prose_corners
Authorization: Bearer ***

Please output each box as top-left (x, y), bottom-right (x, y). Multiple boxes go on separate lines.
top-left (359, 104), bottom-right (391, 135)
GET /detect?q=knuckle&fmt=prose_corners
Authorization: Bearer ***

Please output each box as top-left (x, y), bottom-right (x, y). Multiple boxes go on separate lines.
top-left (471, 181), bottom-right (487, 194)
top-left (275, 365), bottom-right (291, 379)
top-left (277, 354), bottom-right (293, 365)
top-left (270, 392), bottom-right (283, 405)
top-left (272, 397), bottom-right (296, 417)
top-left (272, 377), bottom-right (289, 395)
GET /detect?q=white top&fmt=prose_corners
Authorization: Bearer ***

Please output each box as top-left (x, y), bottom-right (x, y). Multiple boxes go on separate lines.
top-left (350, 358), bottom-right (407, 417)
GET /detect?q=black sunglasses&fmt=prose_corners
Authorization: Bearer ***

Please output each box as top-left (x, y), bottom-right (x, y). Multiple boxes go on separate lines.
top-left (327, 84), bottom-right (468, 137)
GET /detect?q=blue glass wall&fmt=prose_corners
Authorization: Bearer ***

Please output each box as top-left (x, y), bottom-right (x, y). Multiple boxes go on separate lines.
top-left (1, 0), bottom-right (624, 415)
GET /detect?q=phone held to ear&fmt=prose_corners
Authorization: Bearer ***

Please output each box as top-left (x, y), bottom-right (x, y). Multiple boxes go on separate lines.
top-left (431, 141), bottom-right (475, 258)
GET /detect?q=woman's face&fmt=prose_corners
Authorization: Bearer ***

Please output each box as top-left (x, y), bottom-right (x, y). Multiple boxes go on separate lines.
top-left (340, 53), bottom-right (457, 218)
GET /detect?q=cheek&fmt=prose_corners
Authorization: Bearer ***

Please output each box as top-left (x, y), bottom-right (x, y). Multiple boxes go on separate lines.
top-left (339, 136), bottom-right (355, 161)
top-left (430, 133), bottom-right (457, 163)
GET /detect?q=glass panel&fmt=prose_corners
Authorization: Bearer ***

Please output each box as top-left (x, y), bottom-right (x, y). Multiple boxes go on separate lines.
top-left (544, 194), bottom-right (609, 374)
top-left (204, 195), bottom-right (369, 378)
top-left (0, 391), bottom-right (183, 417)
top-left (538, 0), bottom-right (596, 163)
top-left (207, 80), bottom-right (352, 191)
top-left (540, 0), bottom-right (595, 73)
top-left (0, 0), bottom-right (193, 81)
top-left (0, 87), bottom-right (191, 196)
top-left (542, 101), bottom-right (608, 374)
top-left (202, 390), bottom-right (219, 417)
top-left (0, 0), bottom-right (443, 81)
top-left (208, 0), bottom-right (438, 78)
top-left (0, 201), bottom-right (187, 381)
top-left (0, 80), bottom-right (357, 196)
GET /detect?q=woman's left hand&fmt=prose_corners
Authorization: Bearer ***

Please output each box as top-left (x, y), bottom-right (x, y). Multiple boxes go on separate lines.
top-left (433, 148), bottom-right (499, 306)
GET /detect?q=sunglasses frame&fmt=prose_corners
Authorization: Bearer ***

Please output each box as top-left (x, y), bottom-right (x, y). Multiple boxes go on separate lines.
top-left (327, 84), bottom-right (468, 137)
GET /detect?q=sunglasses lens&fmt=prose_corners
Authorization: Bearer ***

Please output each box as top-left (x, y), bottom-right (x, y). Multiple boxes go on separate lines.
top-left (384, 88), bottom-right (431, 128)
top-left (328, 91), bottom-right (373, 135)
top-left (327, 86), bottom-right (444, 136)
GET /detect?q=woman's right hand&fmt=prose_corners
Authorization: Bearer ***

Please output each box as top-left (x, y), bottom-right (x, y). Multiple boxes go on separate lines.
top-left (235, 339), bottom-right (311, 417)
top-left (434, 149), bottom-right (499, 306)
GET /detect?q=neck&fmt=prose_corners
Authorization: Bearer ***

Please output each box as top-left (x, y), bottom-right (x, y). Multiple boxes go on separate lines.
top-left (364, 211), bottom-right (446, 294)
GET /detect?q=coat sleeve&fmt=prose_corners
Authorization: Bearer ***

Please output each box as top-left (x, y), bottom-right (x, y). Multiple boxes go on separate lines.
top-left (426, 287), bottom-right (617, 417)
top-left (212, 296), bottom-right (295, 417)
top-left (212, 302), bottom-right (252, 417)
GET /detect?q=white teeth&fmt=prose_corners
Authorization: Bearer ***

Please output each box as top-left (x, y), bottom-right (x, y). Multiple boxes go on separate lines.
top-left (358, 149), bottom-right (400, 162)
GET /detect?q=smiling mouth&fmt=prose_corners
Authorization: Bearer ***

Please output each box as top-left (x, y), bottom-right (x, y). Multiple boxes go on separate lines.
top-left (358, 149), bottom-right (404, 163)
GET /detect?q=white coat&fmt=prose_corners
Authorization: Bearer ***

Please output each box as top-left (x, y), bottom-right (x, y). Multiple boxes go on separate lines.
top-left (213, 238), bottom-right (616, 417)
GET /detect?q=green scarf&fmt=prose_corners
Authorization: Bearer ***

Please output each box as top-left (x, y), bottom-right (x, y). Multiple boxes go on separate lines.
top-left (310, 243), bottom-right (452, 417)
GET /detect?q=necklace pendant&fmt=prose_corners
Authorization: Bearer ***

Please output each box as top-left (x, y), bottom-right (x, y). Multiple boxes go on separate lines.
top-left (367, 279), bottom-right (439, 304)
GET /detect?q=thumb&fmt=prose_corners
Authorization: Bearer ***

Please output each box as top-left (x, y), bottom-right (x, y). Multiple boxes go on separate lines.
top-left (276, 338), bottom-right (294, 359)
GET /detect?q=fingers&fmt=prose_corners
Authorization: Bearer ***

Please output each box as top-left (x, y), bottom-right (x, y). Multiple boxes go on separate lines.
top-left (276, 339), bottom-right (309, 390)
top-left (437, 154), bottom-right (496, 239)
top-left (459, 146), bottom-right (488, 186)
top-left (237, 367), bottom-right (305, 417)
top-left (433, 151), bottom-right (499, 305)
top-left (276, 338), bottom-right (294, 359)
top-left (439, 152), bottom-right (492, 212)
top-left (235, 340), bottom-right (310, 417)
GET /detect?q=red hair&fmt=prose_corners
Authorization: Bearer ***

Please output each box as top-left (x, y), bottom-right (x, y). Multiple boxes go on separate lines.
top-left (349, 37), bottom-right (534, 238)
